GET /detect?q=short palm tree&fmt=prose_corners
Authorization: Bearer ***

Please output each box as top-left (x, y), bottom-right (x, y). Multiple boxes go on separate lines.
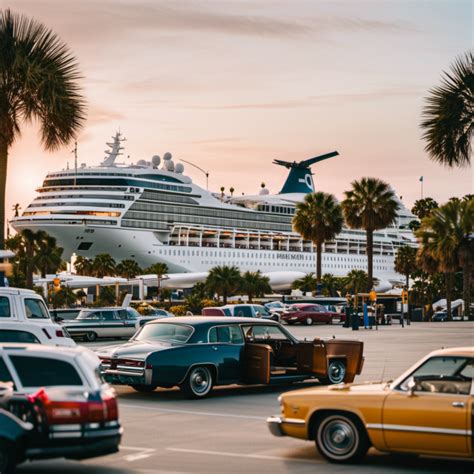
top-left (239, 271), bottom-right (271, 303)
top-left (0, 9), bottom-right (86, 253)
top-left (421, 51), bottom-right (473, 168)
top-left (343, 269), bottom-right (369, 296)
top-left (293, 192), bottom-right (343, 284)
top-left (342, 178), bottom-right (398, 291)
top-left (145, 262), bottom-right (169, 298)
top-left (292, 273), bottom-right (317, 293)
top-left (35, 231), bottom-right (63, 278)
top-left (394, 245), bottom-right (417, 289)
top-left (416, 198), bottom-right (473, 320)
top-left (116, 259), bottom-right (142, 279)
top-left (321, 273), bottom-right (343, 297)
top-left (411, 197), bottom-right (439, 219)
top-left (92, 254), bottom-right (116, 278)
top-left (74, 256), bottom-right (92, 275)
top-left (206, 265), bottom-right (241, 304)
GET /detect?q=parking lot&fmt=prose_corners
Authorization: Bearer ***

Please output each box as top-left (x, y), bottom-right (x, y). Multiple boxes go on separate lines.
top-left (18, 322), bottom-right (474, 473)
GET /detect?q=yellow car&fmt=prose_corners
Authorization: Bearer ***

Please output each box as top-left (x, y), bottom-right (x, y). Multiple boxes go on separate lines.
top-left (268, 347), bottom-right (473, 463)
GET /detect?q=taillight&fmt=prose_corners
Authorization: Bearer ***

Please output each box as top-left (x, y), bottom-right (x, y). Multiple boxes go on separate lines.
top-left (119, 359), bottom-right (144, 368)
top-left (55, 329), bottom-right (64, 337)
top-left (100, 387), bottom-right (119, 421)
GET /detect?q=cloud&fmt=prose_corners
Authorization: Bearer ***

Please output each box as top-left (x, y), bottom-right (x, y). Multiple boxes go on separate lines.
top-left (87, 105), bottom-right (124, 125)
top-left (180, 87), bottom-right (423, 110)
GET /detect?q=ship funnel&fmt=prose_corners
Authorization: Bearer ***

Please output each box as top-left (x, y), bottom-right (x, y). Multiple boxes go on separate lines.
top-left (273, 151), bottom-right (339, 194)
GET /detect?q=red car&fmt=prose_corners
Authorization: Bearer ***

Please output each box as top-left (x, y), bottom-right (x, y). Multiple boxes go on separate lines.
top-left (281, 303), bottom-right (343, 325)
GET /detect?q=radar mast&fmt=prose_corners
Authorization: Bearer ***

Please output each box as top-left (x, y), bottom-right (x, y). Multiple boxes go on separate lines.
top-left (101, 131), bottom-right (126, 167)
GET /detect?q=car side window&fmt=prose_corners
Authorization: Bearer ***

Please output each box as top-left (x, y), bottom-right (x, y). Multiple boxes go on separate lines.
top-left (24, 298), bottom-right (49, 319)
top-left (102, 311), bottom-right (119, 321)
top-left (399, 356), bottom-right (472, 395)
top-left (209, 326), bottom-right (243, 344)
top-left (117, 309), bottom-right (128, 320)
top-left (0, 357), bottom-right (14, 384)
top-left (235, 306), bottom-right (253, 317)
top-left (10, 356), bottom-right (83, 387)
top-left (0, 330), bottom-right (40, 344)
top-left (0, 297), bottom-right (11, 318)
top-left (244, 325), bottom-right (288, 342)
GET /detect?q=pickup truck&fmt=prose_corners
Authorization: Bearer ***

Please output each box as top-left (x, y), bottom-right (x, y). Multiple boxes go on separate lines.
top-left (0, 288), bottom-right (75, 347)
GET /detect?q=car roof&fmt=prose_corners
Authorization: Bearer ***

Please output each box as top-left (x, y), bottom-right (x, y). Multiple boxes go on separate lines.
top-left (291, 303), bottom-right (317, 308)
top-left (0, 287), bottom-right (39, 296)
top-left (429, 346), bottom-right (474, 357)
top-left (0, 342), bottom-right (90, 356)
top-left (148, 316), bottom-right (277, 326)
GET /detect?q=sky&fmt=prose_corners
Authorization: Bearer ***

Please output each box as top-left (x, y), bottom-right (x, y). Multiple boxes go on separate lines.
top-left (4, 0), bottom-right (473, 221)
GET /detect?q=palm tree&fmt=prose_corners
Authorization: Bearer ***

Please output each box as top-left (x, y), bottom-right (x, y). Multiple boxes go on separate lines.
top-left (21, 229), bottom-right (37, 289)
top-left (35, 232), bottom-right (63, 278)
top-left (292, 273), bottom-right (317, 293)
top-left (145, 262), bottom-right (169, 299)
top-left (293, 192), bottom-right (343, 284)
top-left (92, 254), bottom-right (116, 278)
top-left (206, 265), bottom-right (241, 304)
top-left (416, 199), bottom-right (473, 320)
top-left (239, 271), bottom-right (271, 303)
top-left (11, 203), bottom-right (21, 217)
top-left (411, 197), bottom-right (439, 219)
top-left (343, 269), bottom-right (369, 296)
top-left (321, 273), bottom-right (343, 297)
top-left (394, 245), bottom-right (417, 290)
top-left (0, 9), bottom-right (86, 255)
top-left (74, 256), bottom-right (92, 275)
top-left (421, 51), bottom-right (473, 168)
top-left (116, 259), bottom-right (142, 279)
top-left (342, 178), bottom-right (398, 291)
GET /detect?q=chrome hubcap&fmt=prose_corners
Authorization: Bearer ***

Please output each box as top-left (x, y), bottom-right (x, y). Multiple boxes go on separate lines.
top-left (323, 421), bottom-right (355, 455)
top-left (191, 368), bottom-right (210, 394)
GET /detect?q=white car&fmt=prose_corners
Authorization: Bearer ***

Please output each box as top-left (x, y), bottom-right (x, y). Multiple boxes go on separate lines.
top-left (0, 287), bottom-right (75, 347)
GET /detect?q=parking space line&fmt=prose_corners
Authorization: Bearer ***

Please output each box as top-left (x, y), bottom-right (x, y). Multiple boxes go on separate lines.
top-left (166, 447), bottom-right (318, 464)
top-left (120, 446), bottom-right (156, 462)
top-left (120, 403), bottom-right (267, 420)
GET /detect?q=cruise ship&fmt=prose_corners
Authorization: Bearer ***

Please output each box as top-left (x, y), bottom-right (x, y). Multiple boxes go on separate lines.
top-left (12, 133), bottom-right (416, 284)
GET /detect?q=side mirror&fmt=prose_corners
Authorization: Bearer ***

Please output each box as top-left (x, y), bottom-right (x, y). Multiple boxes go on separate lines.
top-left (407, 377), bottom-right (417, 396)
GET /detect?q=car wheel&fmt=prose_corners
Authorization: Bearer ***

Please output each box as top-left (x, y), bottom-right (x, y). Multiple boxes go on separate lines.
top-left (305, 317), bottom-right (313, 326)
top-left (85, 332), bottom-right (97, 342)
top-left (316, 413), bottom-right (369, 463)
top-left (181, 366), bottom-right (213, 399)
top-left (0, 439), bottom-right (15, 474)
top-left (131, 384), bottom-right (158, 393)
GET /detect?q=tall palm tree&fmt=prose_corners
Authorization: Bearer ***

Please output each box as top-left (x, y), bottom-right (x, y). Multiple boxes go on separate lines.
top-left (206, 265), bottom-right (241, 304)
top-left (21, 229), bottom-right (37, 289)
top-left (239, 271), bottom-right (271, 303)
top-left (145, 262), bottom-right (169, 298)
top-left (0, 9), bottom-right (86, 254)
top-left (116, 259), bottom-right (142, 279)
top-left (394, 245), bottom-right (417, 290)
top-left (293, 192), bottom-right (343, 284)
top-left (92, 254), bottom-right (116, 278)
top-left (35, 231), bottom-right (63, 278)
top-left (416, 199), bottom-right (473, 320)
top-left (421, 51), bottom-right (473, 168)
top-left (74, 256), bottom-right (92, 275)
top-left (342, 178), bottom-right (398, 291)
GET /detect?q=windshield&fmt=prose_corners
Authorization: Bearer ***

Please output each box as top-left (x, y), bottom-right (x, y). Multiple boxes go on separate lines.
top-left (135, 323), bottom-right (193, 343)
top-left (255, 305), bottom-right (270, 316)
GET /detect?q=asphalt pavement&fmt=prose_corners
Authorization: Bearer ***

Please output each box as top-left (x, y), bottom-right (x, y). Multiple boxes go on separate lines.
top-left (17, 321), bottom-right (474, 473)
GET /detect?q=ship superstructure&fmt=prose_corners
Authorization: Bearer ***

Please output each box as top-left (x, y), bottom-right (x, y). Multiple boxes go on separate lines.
top-left (11, 133), bottom-right (416, 282)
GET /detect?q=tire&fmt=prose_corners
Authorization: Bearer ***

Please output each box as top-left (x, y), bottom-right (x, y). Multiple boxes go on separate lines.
top-left (0, 439), bottom-right (16, 474)
top-left (180, 366), bottom-right (213, 399)
top-left (315, 414), bottom-right (369, 463)
top-left (85, 332), bottom-right (97, 342)
top-left (305, 317), bottom-right (313, 326)
top-left (131, 384), bottom-right (158, 393)
top-left (320, 360), bottom-right (347, 385)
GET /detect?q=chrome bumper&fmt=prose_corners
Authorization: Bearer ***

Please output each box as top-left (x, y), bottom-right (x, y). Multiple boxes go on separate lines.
top-left (267, 415), bottom-right (305, 437)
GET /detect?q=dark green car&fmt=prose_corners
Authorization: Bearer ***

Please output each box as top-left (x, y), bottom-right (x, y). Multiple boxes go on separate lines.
top-left (97, 317), bottom-right (364, 398)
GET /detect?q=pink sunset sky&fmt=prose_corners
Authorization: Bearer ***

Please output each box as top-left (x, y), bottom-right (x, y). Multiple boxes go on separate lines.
top-left (5, 0), bottom-right (473, 221)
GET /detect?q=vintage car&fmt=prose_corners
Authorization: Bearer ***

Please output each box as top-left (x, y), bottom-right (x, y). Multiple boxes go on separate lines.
top-left (281, 303), bottom-right (343, 325)
top-left (97, 317), bottom-right (364, 398)
top-left (63, 307), bottom-right (160, 341)
top-left (268, 347), bottom-right (473, 463)
top-left (202, 304), bottom-right (280, 321)
top-left (0, 344), bottom-right (122, 472)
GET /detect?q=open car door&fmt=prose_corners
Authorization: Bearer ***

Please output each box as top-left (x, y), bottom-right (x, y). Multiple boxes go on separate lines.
top-left (296, 339), bottom-right (328, 377)
top-left (243, 344), bottom-right (271, 384)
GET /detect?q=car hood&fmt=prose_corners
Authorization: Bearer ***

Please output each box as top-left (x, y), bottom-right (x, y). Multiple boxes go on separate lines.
top-left (95, 340), bottom-right (173, 359)
top-left (283, 381), bottom-right (390, 398)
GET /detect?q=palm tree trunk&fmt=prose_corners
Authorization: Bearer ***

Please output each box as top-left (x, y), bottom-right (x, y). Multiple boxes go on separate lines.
top-left (366, 229), bottom-right (374, 291)
top-left (223, 289), bottom-right (227, 305)
top-left (445, 272), bottom-right (453, 321)
top-left (0, 137), bottom-right (7, 287)
top-left (316, 241), bottom-right (322, 282)
top-left (406, 273), bottom-right (411, 322)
